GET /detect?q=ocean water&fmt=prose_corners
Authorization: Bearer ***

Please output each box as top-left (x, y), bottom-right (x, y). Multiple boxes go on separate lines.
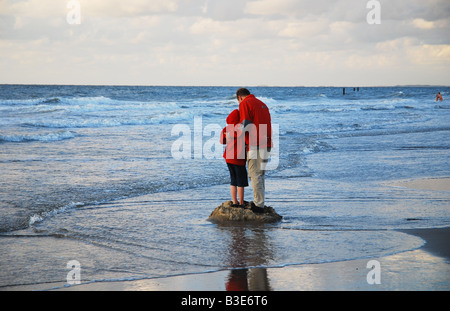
top-left (0, 85), bottom-right (449, 289)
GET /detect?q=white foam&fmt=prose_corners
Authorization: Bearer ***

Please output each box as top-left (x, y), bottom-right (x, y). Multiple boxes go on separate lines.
top-left (0, 130), bottom-right (75, 142)
top-left (28, 202), bottom-right (84, 226)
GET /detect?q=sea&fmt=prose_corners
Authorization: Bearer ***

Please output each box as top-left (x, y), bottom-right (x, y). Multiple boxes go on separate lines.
top-left (0, 85), bottom-right (449, 289)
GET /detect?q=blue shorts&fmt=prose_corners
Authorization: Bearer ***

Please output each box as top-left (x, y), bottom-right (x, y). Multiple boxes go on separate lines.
top-left (227, 163), bottom-right (249, 188)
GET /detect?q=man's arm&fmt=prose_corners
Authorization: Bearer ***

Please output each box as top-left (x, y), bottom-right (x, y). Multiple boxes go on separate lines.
top-left (237, 101), bottom-right (252, 136)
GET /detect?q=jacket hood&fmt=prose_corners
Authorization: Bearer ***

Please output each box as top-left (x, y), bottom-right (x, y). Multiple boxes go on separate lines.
top-left (226, 109), bottom-right (240, 125)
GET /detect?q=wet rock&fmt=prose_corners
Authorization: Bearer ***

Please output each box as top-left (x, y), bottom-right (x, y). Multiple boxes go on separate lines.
top-left (208, 201), bottom-right (282, 223)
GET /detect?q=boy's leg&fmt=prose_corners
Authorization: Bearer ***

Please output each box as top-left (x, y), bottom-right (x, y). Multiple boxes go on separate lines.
top-left (227, 163), bottom-right (238, 205)
top-left (238, 187), bottom-right (245, 206)
top-left (230, 185), bottom-right (238, 205)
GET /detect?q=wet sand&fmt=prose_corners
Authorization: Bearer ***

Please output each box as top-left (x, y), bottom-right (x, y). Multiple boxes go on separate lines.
top-left (2, 178), bottom-right (449, 291)
top-left (5, 227), bottom-right (448, 291)
top-left (55, 178), bottom-right (450, 291)
top-left (48, 227), bottom-right (449, 291)
top-left (400, 227), bottom-right (450, 261)
top-left (391, 178), bottom-right (450, 192)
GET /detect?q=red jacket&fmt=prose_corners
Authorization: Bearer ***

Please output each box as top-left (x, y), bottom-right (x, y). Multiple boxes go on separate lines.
top-left (238, 95), bottom-right (272, 149)
top-left (220, 109), bottom-right (246, 166)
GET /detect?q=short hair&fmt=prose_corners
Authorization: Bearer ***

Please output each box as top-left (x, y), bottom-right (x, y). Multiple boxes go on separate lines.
top-left (236, 88), bottom-right (251, 99)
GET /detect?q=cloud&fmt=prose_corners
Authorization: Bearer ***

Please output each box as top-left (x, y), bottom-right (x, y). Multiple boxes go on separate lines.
top-left (412, 18), bottom-right (436, 30)
top-left (201, 0), bottom-right (248, 20)
top-left (277, 18), bottom-right (329, 38)
top-left (83, 0), bottom-right (179, 17)
top-left (244, 0), bottom-right (331, 17)
top-left (2, 0), bottom-right (65, 18)
top-left (1, 0), bottom-right (449, 86)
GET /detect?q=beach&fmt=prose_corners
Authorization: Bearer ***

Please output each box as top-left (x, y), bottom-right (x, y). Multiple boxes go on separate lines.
top-left (4, 228), bottom-right (449, 291)
top-left (1, 0), bottom-right (450, 296)
top-left (58, 180), bottom-right (450, 291)
top-left (1, 86), bottom-right (449, 292)
top-left (2, 178), bottom-right (449, 292)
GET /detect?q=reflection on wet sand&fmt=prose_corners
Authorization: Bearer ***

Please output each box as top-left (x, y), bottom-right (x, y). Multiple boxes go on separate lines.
top-left (220, 225), bottom-right (273, 291)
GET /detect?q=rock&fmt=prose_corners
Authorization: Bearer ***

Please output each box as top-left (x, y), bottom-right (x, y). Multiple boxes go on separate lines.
top-left (208, 201), bottom-right (282, 224)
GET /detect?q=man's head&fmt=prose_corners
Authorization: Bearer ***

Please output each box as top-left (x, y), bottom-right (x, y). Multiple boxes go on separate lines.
top-left (236, 88), bottom-right (251, 103)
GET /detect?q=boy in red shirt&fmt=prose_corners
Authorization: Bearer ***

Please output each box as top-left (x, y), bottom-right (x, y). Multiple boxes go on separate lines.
top-left (220, 109), bottom-right (248, 208)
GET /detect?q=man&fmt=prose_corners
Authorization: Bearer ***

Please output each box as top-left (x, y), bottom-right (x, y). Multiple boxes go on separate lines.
top-left (436, 92), bottom-right (443, 102)
top-left (236, 88), bottom-right (272, 214)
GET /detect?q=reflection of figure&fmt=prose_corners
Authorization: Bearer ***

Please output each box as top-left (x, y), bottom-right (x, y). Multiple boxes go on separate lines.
top-left (226, 269), bottom-right (248, 291)
top-left (226, 268), bottom-right (271, 291)
top-left (436, 92), bottom-right (443, 101)
top-left (222, 226), bottom-right (272, 291)
top-left (248, 268), bottom-right (271, 291)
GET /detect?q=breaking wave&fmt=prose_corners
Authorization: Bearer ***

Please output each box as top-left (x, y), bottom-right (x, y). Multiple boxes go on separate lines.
top-left (0, 130), bottom-right (75, 143)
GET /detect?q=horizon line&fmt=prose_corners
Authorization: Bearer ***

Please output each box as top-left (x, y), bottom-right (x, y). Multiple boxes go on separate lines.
top-left (1, 83), bottom-right (449, 88)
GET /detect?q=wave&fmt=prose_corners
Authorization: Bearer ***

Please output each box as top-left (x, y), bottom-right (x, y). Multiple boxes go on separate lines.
top-left (361, 104), bottom-right (395, 111)
top-left (300, 138), bottom-right (336, 154)
top-left (336, 126), bottom-right (450, 139)
top-left (0, 96), bottom-right (112, 106)
top-left (23, 112), bottom-right (191, 129)
top-left (28, 202), bottom-right (85, 226)
top-left (256, 96), bottom-right (278, 106)
top-left (1, 96), bottom-right (179, 113)
top-left (0, 98), bottom-right (44, 105)
top-left (0, 130), bottom-right (75, 143)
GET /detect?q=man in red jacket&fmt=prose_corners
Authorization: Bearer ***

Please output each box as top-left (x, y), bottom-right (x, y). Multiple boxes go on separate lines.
top-left (236, 88), bottom-right (272, 214)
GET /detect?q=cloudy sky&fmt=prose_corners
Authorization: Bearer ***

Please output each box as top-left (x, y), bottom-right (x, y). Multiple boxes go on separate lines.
top-left (1, 0), bottom-right (449, 86)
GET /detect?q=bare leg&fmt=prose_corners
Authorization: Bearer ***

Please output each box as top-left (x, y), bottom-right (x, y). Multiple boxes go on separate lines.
top-left (230, 185), bottom-right (238, 205)
top-left (238, 187), bottom-right (245, 206)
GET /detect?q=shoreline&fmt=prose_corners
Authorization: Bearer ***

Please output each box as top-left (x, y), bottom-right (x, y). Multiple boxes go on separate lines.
top-left (1, 177), bottom-right (449, 291)
top-left (398, 227), bottom-right (450, 261)
top-left (390, 177), bottom-right (450, 192)
top-left (3, 227), bottom-right (448, 291)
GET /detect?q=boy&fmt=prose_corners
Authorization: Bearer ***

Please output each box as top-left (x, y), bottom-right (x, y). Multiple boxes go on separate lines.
top-left (220, 109), bottom-right (248, 208)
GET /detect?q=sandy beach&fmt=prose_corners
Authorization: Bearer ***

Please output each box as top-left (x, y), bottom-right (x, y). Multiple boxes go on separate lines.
top-left (6, 227), bottom-right (448, 291)
top-left (3, 178), bottom-right (448, 292)
top-left (48, 227), bottom-right (450, 291)
top-left (391, 178), bottom-right (450, 192)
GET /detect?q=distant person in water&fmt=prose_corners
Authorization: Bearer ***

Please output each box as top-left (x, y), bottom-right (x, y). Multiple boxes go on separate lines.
top-left (220, 109), bottom-right (248, 208)
top-left (436, 92), bottom-right (443, 101)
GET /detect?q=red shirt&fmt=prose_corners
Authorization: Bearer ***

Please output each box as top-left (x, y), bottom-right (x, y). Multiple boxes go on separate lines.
top-left (238, 95), bottom-right (272, 149)
top-left (220, 109), bottom-right (246, 166)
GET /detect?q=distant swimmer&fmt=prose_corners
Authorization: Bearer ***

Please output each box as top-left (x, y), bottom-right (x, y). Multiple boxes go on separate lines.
top-left (436, 92), bottom-right (443, 101)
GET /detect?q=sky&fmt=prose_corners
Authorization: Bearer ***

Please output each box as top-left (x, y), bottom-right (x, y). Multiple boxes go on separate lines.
top-left (1, 0), bottom-right (449, 86)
